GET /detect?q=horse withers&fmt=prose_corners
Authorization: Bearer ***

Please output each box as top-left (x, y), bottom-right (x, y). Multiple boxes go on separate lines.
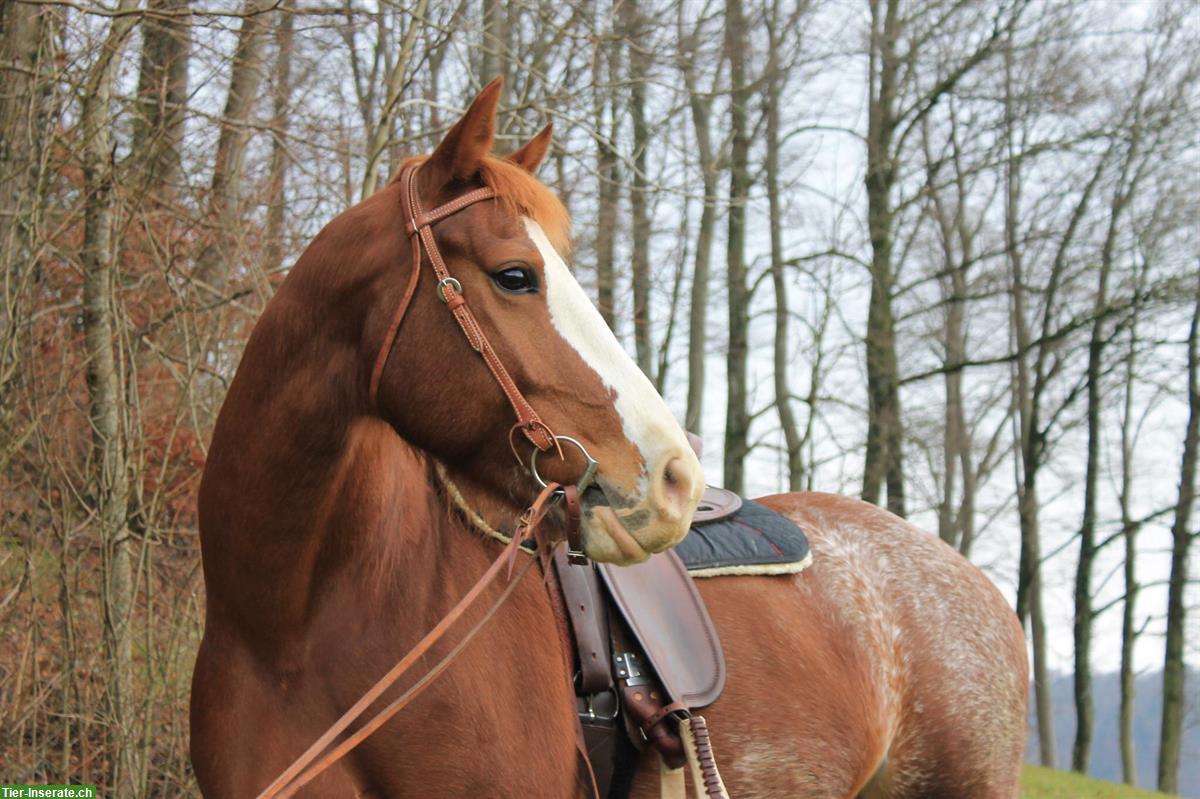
top-left (190, 78), bottom-right (1028, 798)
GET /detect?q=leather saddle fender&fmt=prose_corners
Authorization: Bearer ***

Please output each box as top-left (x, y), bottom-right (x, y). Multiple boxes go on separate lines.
top-left (597, 550), bottom-right (726, 709)
top-left (553, 547), bottom-right (727, 796)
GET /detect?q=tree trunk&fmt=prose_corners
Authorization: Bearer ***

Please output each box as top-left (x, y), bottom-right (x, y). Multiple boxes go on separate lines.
top-left (923, 111), bottom-right (973, 551)
top-left (1004, 39), bottom-right (1055, 766)
top-left (132, 0), bottom-right (190, 198)
top-left (723, 0), bottom-right (751, 495)
top-left (593, 9), bottom-right (620, 328)
top-left (192, 0), bottom-right (271, 293)
top-left (478, 0), bottom-right (503, 82)
top-left (1158, 268), bottom-right (1199, 794)
top-left (622, 0), bottom-right (653, 376)
top-left (0, 0), bottom-right (53, 432)
top-left (263, 4), bottom-right (295, 281)
top-left (79, 4), bottom-right (141, 792)
top-left (1118, 262), bottom-right (1146, 786)
top-left (680, 30), bottom-right (716, 435)
top-left (654, 194), bottom-right (688, 393)
top-left (764, 12), bottom-right (802, 490)
top-left (1074, 117), bottom-right (1145, 772)
top-left (1017, 476), bottom-right (1056, 768)
top-left (863, 0), bottom-right (904, 517)
top-left (1070, 260), bottom-right (1106, 775)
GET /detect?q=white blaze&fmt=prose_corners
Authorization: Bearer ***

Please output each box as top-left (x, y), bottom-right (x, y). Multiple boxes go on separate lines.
top-left (524, 218), bottom-right (690, 492)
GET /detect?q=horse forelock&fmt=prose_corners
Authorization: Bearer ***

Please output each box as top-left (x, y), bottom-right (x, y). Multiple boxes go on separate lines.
top-left (477, 157), bottom-right (571, 254)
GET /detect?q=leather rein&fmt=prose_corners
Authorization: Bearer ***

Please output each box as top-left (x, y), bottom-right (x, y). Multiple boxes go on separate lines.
top-left (255, 164), bottom-right (600, 798)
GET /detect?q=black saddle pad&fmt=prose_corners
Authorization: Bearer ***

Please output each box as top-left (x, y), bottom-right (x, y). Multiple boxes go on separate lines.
top-left (674, 498), bottom-right (811, 577)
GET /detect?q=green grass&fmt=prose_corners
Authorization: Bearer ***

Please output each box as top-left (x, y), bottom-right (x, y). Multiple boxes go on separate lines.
top-left (1022, 766), bottom-right (1176, 798)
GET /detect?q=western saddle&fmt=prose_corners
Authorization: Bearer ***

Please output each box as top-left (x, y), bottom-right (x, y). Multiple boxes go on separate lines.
top-left (555, 462), bottom-right (812, 799)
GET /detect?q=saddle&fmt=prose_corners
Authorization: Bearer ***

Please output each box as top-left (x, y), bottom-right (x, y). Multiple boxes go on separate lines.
top-left (555, 484), bottom-right (811, 798)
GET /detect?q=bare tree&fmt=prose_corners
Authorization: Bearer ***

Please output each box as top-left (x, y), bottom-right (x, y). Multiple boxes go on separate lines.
top-left (592, 2), bottom-right (621, 327)
top-left (722, 0), bottom-right (751, 494)
top-left (678, 5), bottom-right (721, 434)
top-left (1072, 113), bottom-right (1146, 776)
top-left (622, 0), bottom-right (654, 375)
top-left (764, 0), bottom-right (806, 490)
top-left (1159, 267), bottom-right (1200, 793)
top-left (263, 3), bottom-right (295, 280)
top-left (0, 1), bottom-right (57, 463)
top-left (192, 0), bottom-right (271, 294)
top-left (132, 0), bottom-right (190, 198)
top-left (1117, 253), bottom-right (1150, 785)
top-left (919, 102), bottom-right (989, 555)
top-left (360, 0), bottom-right (429, 199)
top-left (862, 0), bottom-right (1025, 517)
top-left (78, 4), bottom-right (142, 791)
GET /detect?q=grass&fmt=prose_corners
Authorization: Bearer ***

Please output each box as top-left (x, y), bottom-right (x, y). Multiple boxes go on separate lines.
top-left (1022, 766), bottom-right (1177, 798)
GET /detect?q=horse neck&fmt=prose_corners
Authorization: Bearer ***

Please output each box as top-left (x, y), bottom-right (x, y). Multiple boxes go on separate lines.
top-left (199, 292), bottom-right (478, 653)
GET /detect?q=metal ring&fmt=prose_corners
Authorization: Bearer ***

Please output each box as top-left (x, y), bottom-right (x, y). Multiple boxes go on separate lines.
top-left (436, 276), bottom-right (462, 303)
top-left (530, 435), bottom-right (600, 495)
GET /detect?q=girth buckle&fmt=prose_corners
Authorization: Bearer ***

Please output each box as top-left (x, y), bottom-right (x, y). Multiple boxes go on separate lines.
top-left (578, 685), bottom-right (620, 726)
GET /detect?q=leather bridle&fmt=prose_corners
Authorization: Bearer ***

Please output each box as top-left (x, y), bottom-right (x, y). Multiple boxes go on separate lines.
top-left (371, 162), bottom-right (594, 557)
top-left (371, 163), bottom-right (554, 449)
top-left (255, 164), bottom-right (603, 799)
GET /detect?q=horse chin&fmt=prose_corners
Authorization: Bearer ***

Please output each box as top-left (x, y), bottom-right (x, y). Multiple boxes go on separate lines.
top-left (581, 504), bottom-right (688, 565)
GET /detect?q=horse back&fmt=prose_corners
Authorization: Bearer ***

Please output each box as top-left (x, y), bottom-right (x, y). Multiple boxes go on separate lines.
top-left (626, 492), bottom-right (1027, 799)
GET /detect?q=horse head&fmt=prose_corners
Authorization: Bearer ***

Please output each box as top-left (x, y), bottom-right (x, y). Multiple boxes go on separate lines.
top-left (369, 78), bottom-right (703, 564)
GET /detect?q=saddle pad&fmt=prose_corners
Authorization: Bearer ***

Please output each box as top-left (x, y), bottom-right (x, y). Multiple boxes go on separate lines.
top-left (598, 550), bottom-right (725, 709)
top-left (675, 498), bottom-right (813, 578)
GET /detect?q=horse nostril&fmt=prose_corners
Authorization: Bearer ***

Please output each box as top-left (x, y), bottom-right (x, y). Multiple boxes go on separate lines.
top-left (657, 455), bottom-right (699, 521)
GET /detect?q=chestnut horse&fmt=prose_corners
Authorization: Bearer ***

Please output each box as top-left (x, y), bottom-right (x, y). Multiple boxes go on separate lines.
top-left (191, 79), bottom-right (1028, 798)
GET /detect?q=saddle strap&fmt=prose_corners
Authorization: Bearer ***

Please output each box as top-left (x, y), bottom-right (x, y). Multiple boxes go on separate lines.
top-left (552, 547), bottom-right (614, 694)
top-left (551, 548), bottom-right (619, 796)
top-left (541, 547), bottom-right (603, 799)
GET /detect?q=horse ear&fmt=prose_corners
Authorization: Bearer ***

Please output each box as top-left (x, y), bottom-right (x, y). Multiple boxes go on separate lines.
top-left (506, 123), bottom-right (553, 174)
top-left (425, 77), bottom-right (503, 184)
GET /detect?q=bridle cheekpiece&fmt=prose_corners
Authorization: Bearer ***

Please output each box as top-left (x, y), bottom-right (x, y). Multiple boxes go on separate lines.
top-left (368, 162), bottom-right (596, 560)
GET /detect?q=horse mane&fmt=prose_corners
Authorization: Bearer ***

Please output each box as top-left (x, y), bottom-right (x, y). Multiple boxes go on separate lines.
top-left (393, 155), bottom-right (572, 255)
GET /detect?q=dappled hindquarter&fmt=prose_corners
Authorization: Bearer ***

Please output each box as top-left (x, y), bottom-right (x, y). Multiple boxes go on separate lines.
top-left (625, 492), bottom-right (1027, 799)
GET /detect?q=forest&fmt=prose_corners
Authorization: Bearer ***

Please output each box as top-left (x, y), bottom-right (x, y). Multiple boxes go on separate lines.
top-left (0, 0), bottom-right (1197, 795)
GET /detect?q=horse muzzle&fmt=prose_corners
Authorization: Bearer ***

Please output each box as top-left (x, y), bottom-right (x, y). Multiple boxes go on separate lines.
top-left (580, 447), bottom-right (704, 564)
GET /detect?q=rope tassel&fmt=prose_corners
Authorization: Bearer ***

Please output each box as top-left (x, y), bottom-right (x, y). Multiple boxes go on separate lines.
top-left (660, 716), bottom-right (730, 799)
top-left (684, 716), bottom-right (730, 799)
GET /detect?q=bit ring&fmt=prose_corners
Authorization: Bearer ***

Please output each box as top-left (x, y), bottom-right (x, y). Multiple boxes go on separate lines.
top-left (530, 435), bottom-right (600, 495)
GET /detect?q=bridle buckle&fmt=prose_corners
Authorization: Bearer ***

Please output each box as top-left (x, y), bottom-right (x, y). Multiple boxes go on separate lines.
top-left (436, 276), bottom-right (463, 303)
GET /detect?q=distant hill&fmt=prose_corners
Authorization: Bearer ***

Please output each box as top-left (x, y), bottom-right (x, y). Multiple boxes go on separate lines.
top-left (1026, 669), bottom-right (1199, 797)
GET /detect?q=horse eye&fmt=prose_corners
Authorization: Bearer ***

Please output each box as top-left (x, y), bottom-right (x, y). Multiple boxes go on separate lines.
top-left (491, 266), bottom-right (537, 294)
